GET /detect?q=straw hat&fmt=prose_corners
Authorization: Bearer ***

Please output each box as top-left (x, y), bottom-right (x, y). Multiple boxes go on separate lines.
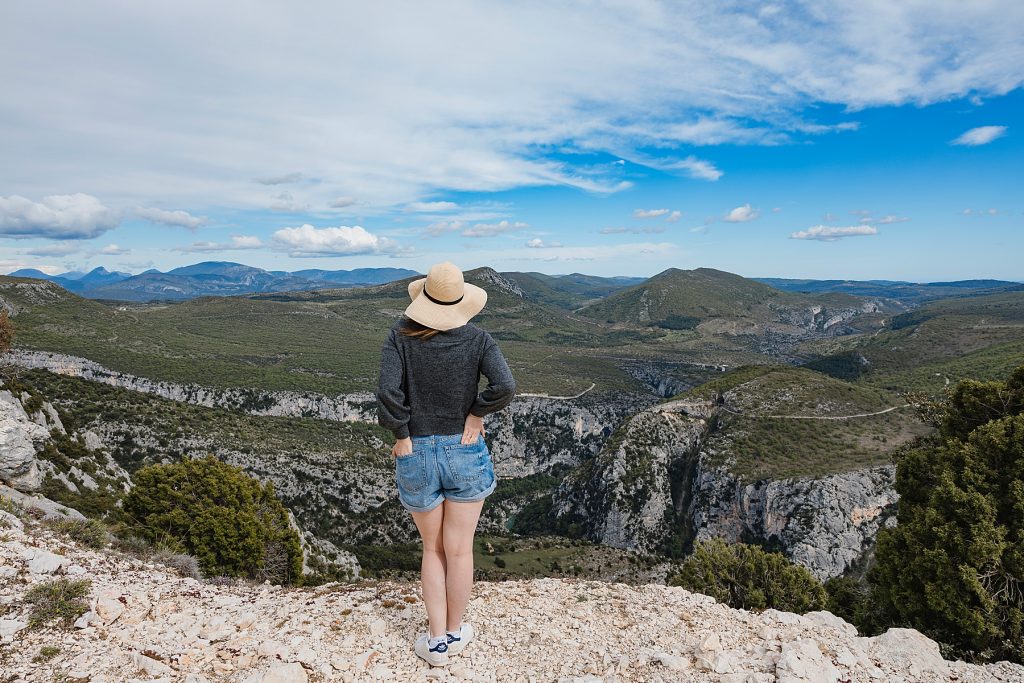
top-left (404, 261), bottom-right (487, 331)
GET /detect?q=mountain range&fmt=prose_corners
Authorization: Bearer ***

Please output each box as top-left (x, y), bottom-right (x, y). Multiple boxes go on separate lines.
top-left (7, 261), bottom-right (1022, 304)
top-left (7, 262), bottom-right (421, 301)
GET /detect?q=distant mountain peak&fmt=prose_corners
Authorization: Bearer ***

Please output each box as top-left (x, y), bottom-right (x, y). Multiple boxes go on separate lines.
top-left (467, 267), bottom-right (523, 297)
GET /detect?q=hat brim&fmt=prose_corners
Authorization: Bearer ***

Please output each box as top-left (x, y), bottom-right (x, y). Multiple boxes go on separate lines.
top-left (404, 278), bottom-right (488, 331)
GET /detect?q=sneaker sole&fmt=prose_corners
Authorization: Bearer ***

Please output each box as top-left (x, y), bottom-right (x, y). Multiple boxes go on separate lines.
top-left (414, 637), bottom-right (450, 667)
top-left (447, 623), bottom-right (474, 656)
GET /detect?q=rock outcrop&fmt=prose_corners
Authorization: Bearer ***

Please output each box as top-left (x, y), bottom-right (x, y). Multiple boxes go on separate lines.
top-left (9, 351), bottom-right (903, 580)
top-left (0, 389), bottom-right (51, 491)
top-left (10, 350), bottom-right (641, 480)
top-left (691, 463), bottom-right (898, 580)
top-left (2, 511), bottom-right (1020, 682)
top-left (0, 377), bottom-right (360, 581)
top-left (554, 397), bottom-right (898, 579)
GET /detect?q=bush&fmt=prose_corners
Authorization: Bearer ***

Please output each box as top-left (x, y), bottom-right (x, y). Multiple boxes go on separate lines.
top-left (121, 454), bottom-right (303, 585)
top-left (669, 538), bottom-right (827, 613)
top-left (44, 518), bottom-right (109, 549)
top-left (869, 364), bottom-right (1024, 663)
top-left (24, 578), bottom-right (92, 629)
top-left (151, 548), bottom-right (203, 580)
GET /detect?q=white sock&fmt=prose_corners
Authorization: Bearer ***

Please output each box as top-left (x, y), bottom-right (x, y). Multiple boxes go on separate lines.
top-left (428, 634), bottom-right (447, 650)
top-left (446, 625), bottom-right (462, 640)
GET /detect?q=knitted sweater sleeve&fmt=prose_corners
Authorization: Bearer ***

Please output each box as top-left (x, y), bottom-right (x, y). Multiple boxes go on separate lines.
top-left (470, 334), bottom-right (517, 417)
top-left (375, 328), bottom-right (411, 439)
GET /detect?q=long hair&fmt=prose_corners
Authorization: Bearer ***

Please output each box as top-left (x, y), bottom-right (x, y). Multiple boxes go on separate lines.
top-left (398, 315), bottom-right (442, 340)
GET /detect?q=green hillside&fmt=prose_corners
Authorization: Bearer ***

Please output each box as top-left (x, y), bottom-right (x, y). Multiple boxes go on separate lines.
top-left (576, 267), bottom-right (874, 329)
top-left (0, 271), bottom-right (641, 395)
top-left (502, 271), bottom-right (642, 310)
top-left (676, 364), bottom-right (932, 480)
top-left (799, 289), bottom-right (1024, 393)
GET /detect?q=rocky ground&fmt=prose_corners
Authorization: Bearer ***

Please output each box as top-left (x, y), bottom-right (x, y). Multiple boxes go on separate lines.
top-left (2, 511), bottom-right (1023, 683)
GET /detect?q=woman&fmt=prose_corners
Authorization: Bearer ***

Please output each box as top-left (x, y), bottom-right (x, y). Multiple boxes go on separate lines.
top-left (376, 261), bottom-right (517, 667)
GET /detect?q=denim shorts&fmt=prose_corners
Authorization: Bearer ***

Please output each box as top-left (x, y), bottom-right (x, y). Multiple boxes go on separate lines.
top-left (394, 432), bottom-right (497, 512)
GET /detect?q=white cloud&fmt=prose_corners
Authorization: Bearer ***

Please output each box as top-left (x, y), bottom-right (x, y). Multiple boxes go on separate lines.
top-left (724, 204), bottom-right (760, 223)
top-left (951, 125), bottom-right (1007, 146)
top-left (664, 156), bottom-right (724, 181)
top-left (269, 192), bottom-right (310, 213)
top-left (626, 154), bottom-right (723, 181)
top-left (666, 210), bottom-right (682, 222)
top-left (99, 243), bottom-right (129, 255)
top-left (134, 206), bottom-right (205, 230)
top-left (0, 193), bottom-right (120, 240)
top-left (3, 3), bottom-right (1022, 209)
top-left (790, 225), bottom-right (879, 241)
top-left (962, 208), bottom-right (999, 216)
top-left (22, 242), bottom-right (81, 257)
top-left (876, 214), bottom-right (910, 224)
top-left (271, 224), bottom-right (402, 257)
top-left (255, 172), bottom-right (303, 185)
top-left (461, 220), bottom-right (529, 238)
top-left (174, 234), bottom-right (264, 253)
top-left (823, 212), bottom-right (838, 222)
top-left (526, 238), bottom-right (562, 248)
top-left (404, 201), bottom-right (459, 213)
top-left (329, 196), bottom-right (357, 209)
top-left (422, 220), bottom-right (466, 238)
top-left (634, 208), bottom-right (670, 219)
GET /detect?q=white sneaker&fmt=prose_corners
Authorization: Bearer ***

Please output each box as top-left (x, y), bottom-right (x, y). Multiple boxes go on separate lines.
top-left (414, 634), bottom-right (450, 667)
top-left (446, 623), bottom-right (474, 656)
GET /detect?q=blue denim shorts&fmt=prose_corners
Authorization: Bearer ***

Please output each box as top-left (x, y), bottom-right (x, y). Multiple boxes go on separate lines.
top-left (394, 433), bottom-right (497, 512)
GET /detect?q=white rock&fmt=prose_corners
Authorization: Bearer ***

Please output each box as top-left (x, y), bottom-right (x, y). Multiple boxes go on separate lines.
top-left (245, 663), bottom-right (309, 683)
top-left (0, 618), bottom-right (27, 642)
top-left (293, 645), bottom-right (317, 666)
top-left (803, 611), bottom-right (858, 638)
top-left (653, 652), bottom-right (689, 670)
top-left (866, 628), bottom-right (949, 678)
top-left (776, 638), bottom-right (840, 683)
top-left (27, 548), bottom-right (68, 574)
top-left (368, 617), bottom-right (386, 637)
top-left (73, 610), bottom-right (98, 629)
top-left (131, 652), bottom-right (173, 677)
top-left (0, 509), bottom-right (23, 530)
top-left (95, 595), bottom-right (125, 624)
top-left (762, 609), bottom-right (805, 626)
top-left (721, 674), bottom-right (773, 683)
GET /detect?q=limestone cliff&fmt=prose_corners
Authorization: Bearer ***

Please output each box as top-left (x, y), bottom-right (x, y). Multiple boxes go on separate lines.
top-left (1, 507), bottom-right (1019, 682)
top-left (553, 397), bottom-right (899, 579)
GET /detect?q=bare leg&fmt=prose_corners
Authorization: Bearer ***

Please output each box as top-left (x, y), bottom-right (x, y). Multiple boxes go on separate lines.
top-left (410, 504), bottom-right (447, 638)
top-left (441, 499), bottom-right (484, 631)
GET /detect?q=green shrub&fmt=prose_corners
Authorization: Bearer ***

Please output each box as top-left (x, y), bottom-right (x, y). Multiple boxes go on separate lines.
top-left (669, 538), bottom-right (827, 613)
top-left (44, 518), bottom-right (109, 549)
top-left (869, 364), bottom-right (1024, 663)
top-left (121, 454), bottom-right (303, 585)
top-left (24, 578), bottom-right (92, 629)
top-left (33, 645), bottom-right (61, 662)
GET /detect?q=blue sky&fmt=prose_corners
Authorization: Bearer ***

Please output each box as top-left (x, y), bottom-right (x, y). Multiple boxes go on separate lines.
top-left (1, 2), bottom-right (1022, 281)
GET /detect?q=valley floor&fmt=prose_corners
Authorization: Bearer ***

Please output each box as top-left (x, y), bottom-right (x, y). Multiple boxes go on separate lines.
top-left (2, 516), bottom-right (1023, 682)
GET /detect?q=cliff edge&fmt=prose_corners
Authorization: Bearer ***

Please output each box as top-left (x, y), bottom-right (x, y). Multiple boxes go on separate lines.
top-left (2, 510), bottom-right (1022, 683)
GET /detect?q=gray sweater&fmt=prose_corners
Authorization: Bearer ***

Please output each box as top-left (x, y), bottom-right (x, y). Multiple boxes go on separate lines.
top-left (376, 319), bottom-right (517, 439)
